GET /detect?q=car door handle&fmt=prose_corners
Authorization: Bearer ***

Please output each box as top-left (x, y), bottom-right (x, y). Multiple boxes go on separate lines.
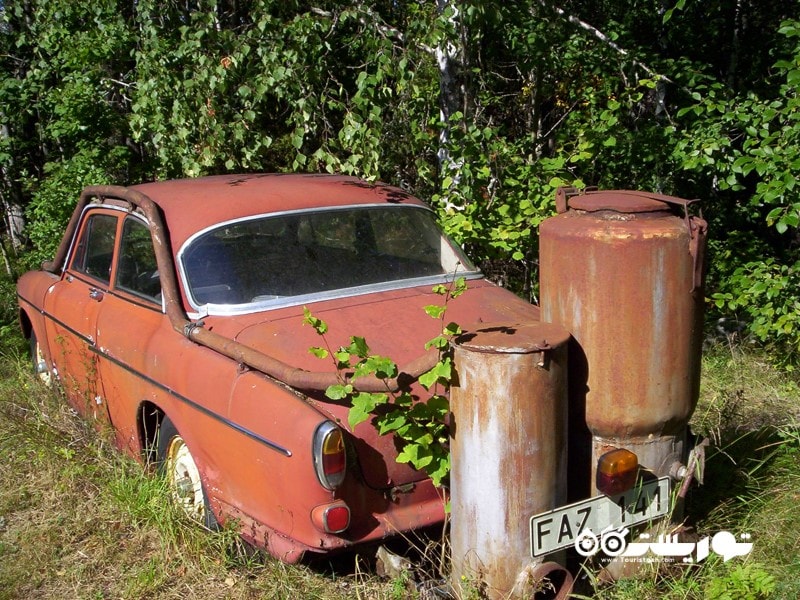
top-left (89, 288), bottom-right (105, 302)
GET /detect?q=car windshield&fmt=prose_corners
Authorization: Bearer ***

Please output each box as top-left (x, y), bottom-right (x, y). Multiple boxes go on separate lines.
top-left (180, 205), bottom-right (477, 308)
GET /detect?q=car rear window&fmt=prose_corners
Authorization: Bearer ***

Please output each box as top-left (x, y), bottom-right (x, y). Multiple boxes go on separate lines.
top-left (180, 205), bottom-right (476, 307)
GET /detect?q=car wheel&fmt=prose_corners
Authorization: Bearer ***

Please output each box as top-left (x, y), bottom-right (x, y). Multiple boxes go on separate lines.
top-left (157, 416), bottom-right (218, 530)
top-left (30, 331), bottom-right (53, 387)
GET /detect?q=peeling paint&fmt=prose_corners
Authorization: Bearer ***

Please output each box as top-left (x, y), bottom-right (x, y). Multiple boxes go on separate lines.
top-left (451, 323), bottom-right (569, 599)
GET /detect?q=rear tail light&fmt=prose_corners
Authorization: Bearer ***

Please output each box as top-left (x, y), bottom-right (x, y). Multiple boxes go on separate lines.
top-left (311, 501), bottom-right (351, 534)
top-left (312, 421), bottom-right (346, 490)
top-left (596, 448), bottom-right (638, 496)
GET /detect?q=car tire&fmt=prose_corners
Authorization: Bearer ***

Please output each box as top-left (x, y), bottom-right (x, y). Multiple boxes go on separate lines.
top-left (157, 415), bottom-right (219, 530)
top-left (30, 330), bottom-right (53, 387)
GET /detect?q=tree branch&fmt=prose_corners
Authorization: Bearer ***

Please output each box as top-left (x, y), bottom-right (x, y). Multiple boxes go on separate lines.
top-left (537, 0), bottom-right (675, 85)
top-left (310, 6), bottom-right (435, 55)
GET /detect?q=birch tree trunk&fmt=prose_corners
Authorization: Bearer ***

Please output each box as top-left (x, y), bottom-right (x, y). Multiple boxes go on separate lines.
top-left (436, 0), bottom-right (467, 208)
top-left (0, 121), bottom-right (25, 257)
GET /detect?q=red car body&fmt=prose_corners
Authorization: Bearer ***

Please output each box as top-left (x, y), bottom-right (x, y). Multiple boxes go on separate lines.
top-left (17, 174), bottom-right (540, 562)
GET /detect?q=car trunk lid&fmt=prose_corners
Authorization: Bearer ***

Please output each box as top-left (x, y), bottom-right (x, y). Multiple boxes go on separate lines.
top-left (226, 280), bottom-right (539, 489)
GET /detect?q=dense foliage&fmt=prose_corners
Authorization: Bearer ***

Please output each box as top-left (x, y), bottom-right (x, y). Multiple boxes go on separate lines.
top-left (1, 0), bottom-right (799, 361)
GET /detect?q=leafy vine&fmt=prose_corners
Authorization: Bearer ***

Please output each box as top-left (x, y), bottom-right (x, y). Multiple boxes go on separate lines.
top-left (303, 277), bottom-right (467, 487)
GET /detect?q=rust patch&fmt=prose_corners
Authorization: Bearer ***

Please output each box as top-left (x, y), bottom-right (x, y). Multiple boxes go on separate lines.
top-left (540, 189), bottom-right (707, 494)
top-left (450, 322), bottom-right (569, 599)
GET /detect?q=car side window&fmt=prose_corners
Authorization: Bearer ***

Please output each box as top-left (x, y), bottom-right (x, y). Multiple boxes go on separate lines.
top-left (116, 217), bottom-right (161, 302)
top-left (71, 213), bottom-right (118, 283)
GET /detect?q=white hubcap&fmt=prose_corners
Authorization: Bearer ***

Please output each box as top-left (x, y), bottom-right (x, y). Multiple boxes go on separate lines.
top-left (34, 342), bottom-right (52, 387)
top-left (166, 436), bottom-right (206, 522)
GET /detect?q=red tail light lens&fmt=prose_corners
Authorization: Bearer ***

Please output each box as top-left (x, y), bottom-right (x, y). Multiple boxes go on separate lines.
top-left (596, 448), bottom-right (638, 496)
top-left (311, 502), bottom-right (351, 534)
top-left (313, 421), bottom-right (346, 490)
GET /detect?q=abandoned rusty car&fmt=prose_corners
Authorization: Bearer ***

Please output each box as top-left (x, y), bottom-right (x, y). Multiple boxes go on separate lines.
top-left (16, 173), bottom-right (543, 562)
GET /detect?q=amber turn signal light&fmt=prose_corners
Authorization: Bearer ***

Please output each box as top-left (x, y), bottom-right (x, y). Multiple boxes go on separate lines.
top-left (313, 421), bottom-right (347, 490)
top-left (596, 448), bottom-right (639, 496)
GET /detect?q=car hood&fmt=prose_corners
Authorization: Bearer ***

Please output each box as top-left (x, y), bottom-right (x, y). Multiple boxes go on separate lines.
top-left (216, 279), bottom-right (540, 489)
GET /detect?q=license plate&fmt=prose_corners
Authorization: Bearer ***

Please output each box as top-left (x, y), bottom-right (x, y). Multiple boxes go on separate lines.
top-left (530, 477), bottom-right (671, 557)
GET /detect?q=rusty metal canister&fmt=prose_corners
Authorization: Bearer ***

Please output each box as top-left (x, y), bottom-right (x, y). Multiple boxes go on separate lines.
top-left (539, 188), bottom-right (707, 497)
top-left (450, 322), bottom-right (571, 599)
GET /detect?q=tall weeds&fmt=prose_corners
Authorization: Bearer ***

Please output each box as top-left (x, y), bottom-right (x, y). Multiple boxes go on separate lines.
top-left (2, 342), bottom-right (798, 599)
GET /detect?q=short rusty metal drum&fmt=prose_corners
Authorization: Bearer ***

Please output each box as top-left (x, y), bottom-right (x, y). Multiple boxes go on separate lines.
top-left (539, 188), bottom-right (708, 496)
top-left (450, 321), bottom-right (570, 599)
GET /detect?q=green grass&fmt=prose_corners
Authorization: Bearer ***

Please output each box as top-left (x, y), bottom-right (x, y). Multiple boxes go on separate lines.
top-left (0, 349), bottom-right (397, 599)
top-left (1, 340), bottom-right (799, 599)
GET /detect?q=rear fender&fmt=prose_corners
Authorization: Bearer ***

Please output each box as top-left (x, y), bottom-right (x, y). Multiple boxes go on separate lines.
top-left (222, 370), bottom-right (341, 547)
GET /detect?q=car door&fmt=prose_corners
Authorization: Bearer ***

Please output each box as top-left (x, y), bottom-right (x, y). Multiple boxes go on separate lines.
top-left (43, 209), bottom-right (119, 420)
top-left (90, 214), bottom-right (169, 452)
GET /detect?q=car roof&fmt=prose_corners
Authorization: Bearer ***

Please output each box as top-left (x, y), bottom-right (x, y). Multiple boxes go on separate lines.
top-left (129, 173), bottom-right (428, 250)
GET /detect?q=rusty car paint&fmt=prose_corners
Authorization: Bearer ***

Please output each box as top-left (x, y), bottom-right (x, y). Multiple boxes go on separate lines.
top-left (18, 174), bottom-right (543, 561)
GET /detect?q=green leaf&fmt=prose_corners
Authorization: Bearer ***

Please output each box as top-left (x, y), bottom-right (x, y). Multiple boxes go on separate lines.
top-left (354, 355), bottom-right (397, 379)
top-left (427, 395), bottom-right (450, 416)
top-left (394, 392), bottom-right (413, 407)
top-left (425, 335), bottom-right (449, 351)
top-left (348, 392), bottom-right (386, 428)
top-left (334, 349), bottom-right (351, 368)
top-left (291, 132), bottom-right (304, 150)
top-left (427, 452), bottom-right (450, 487)
top-left (376, 411), bottom-right (407, 434)
top-left (348, 403), bottom-right (371, 428)
top-left (425, 304), bottom-right (446, 319)
top-left (347, 336), bottom-right (370, 358)
top-left (326, 383), bottom-right (353, 400)
top-left (396, 443), bottom-right (433, 469)
top-left (408, 402), bottom-right (432, 420)
top-left (302, 307), bottom-right (328, 335)
top-left (419, 359), bottom-right (452, 390)
top-left (451, 277), bottom-right (467, 298)
top-left (308, 346), bottom-right (328, 359)
top-left (443, 322), bottom-right (462, 336)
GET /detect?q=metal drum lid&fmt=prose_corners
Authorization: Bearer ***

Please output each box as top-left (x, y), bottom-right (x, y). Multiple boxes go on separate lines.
top-left (556, 187), bottom-right (694, 215)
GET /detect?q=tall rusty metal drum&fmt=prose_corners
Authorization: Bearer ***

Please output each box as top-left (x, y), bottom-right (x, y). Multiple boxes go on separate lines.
top-left (539, 188), bottom-right (707, 497)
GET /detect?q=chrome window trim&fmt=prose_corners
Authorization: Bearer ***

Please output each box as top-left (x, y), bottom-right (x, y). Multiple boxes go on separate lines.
top-left (114, 214), bottom-right (163, 307)
top-left (65, 203), bottom-right (165, 313)
top-left (186, 271), bottom-right (484, 318)
top-left (62, 203), bottom-right (130, 276)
